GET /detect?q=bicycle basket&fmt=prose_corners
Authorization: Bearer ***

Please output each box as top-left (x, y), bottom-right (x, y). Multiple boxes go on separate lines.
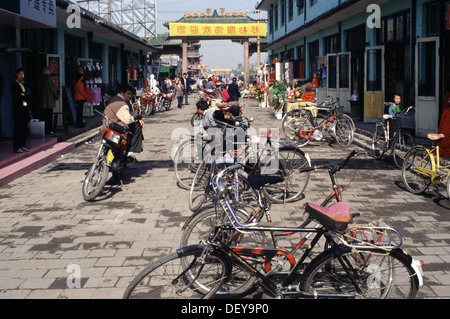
top-left (396, 110), bottom-right (415, 129)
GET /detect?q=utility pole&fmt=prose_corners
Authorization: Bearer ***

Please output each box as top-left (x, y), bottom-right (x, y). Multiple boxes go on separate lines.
top-left (257, 9), bottom-right (261, 70)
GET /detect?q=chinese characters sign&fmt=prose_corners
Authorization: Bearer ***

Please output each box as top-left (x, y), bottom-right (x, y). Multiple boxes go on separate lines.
top-left (169, 23), bottom-right (267, 37)
top-left (20, 0), bottom-right (57, 28)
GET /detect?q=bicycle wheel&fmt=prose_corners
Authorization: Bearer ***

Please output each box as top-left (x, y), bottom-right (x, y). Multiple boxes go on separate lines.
top-left (260, 147), bottom-right (311, 203)
top-left (189, 157), bottom-right (213, 212)
top-left (285, 114), bottom-right (314, 147)
top-left (300, 246), bottom-right (419, 299)
top-left (333, 115), bottom-right (354, 148)
top-left (392, 131), bottom-right (415, 169)
top-left (372, 124), bottom-right (387, 159)
top-left (447, 174), bottom-right (450, 199)
top-left (402, 147), bottom-right (432, 194)
top-left (123, 245), bottom-right (229, 299)
top-left (181, 206), bottom-right (264, 298)
top-left (173, 137), bottom-right (205, 190)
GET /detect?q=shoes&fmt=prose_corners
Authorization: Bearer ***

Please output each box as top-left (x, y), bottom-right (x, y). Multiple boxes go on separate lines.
top-left (127, 154), bottom-right (138, 163)
top-left (14, 147), bottom-right (30, 153)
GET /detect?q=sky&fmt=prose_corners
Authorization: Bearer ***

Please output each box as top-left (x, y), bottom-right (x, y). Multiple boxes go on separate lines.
top-left (156, 0), bottom-right (268, 70)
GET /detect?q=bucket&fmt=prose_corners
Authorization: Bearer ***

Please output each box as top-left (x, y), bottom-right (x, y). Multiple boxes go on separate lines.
top-left (29, 119), bottom-right (45, 138)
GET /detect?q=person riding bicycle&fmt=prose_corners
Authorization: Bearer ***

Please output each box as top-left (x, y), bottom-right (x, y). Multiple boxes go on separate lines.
top-left (104, 84), bottom-right (145, 161)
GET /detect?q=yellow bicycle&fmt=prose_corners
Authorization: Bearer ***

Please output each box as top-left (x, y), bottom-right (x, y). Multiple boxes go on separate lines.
top-left (402, 133), bottom-right (450, 197)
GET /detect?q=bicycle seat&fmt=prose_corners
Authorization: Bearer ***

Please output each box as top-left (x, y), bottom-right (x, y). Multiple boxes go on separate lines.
top-left (383, 114), bottom-right (393, 120)
top-left (427, 133), bottom-right (445, 141)
top-left (248, 174), bottom-right (284, 190)
top-left (305, 202), bottom-right (351, 232)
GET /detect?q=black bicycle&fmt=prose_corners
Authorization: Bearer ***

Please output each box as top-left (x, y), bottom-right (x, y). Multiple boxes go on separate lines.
top-left (124, 150), bottom-right (423, 299)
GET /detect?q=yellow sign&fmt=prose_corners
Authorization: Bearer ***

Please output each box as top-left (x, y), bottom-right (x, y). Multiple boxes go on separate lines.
top-left (169, 23), bottom-right (267, 37)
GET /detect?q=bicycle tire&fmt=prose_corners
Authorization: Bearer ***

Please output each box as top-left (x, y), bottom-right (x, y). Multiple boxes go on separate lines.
top-left (372, 124), bottom-right (387, 159)
top-left (173, 137), bottom-right (199, 190)
top-left (334, 115), bottom-right (354, 148)
top-left (300, 246), bottom-right (419, 299)
top-left (392, 131), bottom-right (415, 169)
top-left (447, 174), bottom-right (450, 199)
top-left (191, 113), bottom-right (203, 127)
top-left (402, 146), bottom-right (432, 194)
top-left (284, 115), bottom-right (313, 147)
top-left (260, 147), bottom-right (311, 203)
top-left (123, 245), bottom-right (229, 299)
top-left (180, 206), bottom-right (264, 298)
top-left (189, 157), bottom-right (213, 212)
top-left (82, 155), bottom-right (109, 202)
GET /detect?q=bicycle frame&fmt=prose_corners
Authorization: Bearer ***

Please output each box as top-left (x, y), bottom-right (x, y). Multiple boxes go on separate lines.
top-left (410, 145), bottom-right (450, 185)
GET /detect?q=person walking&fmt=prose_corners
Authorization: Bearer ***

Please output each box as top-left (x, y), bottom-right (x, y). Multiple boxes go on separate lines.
top-left (11, 68), bottom-right (32, 153)
top-left (38, 67), bottom-right (59, 134)
top-left (228, 77), bottom-right (241, 102)
top-left (175, 79), bottom-right (184, 108)
top-left (74, 73), bottom-right (87, 128)
top-left (182, 73), bottom-right (190, 105)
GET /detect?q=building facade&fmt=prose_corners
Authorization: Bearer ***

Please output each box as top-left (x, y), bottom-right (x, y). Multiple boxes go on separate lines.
top-left (0, 0), bottom-right (158, 138)
top-left (257, 0), bottom-right (450, 138)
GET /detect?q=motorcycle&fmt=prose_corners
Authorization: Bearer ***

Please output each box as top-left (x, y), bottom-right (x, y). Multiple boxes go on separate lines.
top-left (82, 111), bottom-right (135, 201)
top-left (198, 88), bottom-right (220, 105)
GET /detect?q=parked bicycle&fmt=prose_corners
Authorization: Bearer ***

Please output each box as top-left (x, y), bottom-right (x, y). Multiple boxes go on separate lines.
top-left (188, 120), bottom-right (311, 211)
top-left (402, 133), bottom-right (450, 198)
top-left (123, 149), bottom-right (424, 299)
top-left (283, 99), bottom-right (354, 148)
top-left (372, 104), bottom-right (415, 168)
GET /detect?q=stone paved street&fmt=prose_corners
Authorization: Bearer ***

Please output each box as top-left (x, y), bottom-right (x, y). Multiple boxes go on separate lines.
top-left (0, 96), bottom-right (449, 299)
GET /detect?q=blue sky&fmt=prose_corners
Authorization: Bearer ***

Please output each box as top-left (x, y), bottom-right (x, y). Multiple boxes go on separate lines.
top-left (157, 0), bottom-right (268, 70)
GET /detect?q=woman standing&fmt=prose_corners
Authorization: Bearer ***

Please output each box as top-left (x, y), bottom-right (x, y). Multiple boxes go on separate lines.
top-left (74, 73), bottom-right (87, 128)
top-left (11, 68), bottom-right (31, 153)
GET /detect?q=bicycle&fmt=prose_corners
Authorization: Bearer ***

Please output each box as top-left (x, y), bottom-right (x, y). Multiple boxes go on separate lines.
top-left (402, 133), bottom-right (450, 198)
top-left (188, 122), bottom-right (311, 210)
top-left (283, 100), bottom-right (354, 148)
top-left (172, 115), bottom-right (253, 190)
top-left (123, 150), bottom-right (424, 299)
top-left (180, 148), bottom-right (364, 297)
top-left (372, 104), bottom-right (415, 168)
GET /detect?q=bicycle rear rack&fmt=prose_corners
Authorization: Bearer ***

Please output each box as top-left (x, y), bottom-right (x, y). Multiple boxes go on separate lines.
top-left (333, 226), bottom-right (403, 250)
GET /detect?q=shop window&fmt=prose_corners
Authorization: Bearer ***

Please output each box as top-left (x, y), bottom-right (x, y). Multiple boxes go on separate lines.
top-left (366, 48), bottom-right (383, 91)
top-left (288, 0), bottom-right (294, 21)
top-left (328, 55), bottom-right (337, 89)
top-left (427, 2), bottom-right (441, 36)
top-left (324, 34), bottom-right (338, 54)
top-left (418, 41), bottom-right (436, 97)
top-left (339, 54), bottom-right (350, 89)
top-left (309, 40), bottom-right (319, 80)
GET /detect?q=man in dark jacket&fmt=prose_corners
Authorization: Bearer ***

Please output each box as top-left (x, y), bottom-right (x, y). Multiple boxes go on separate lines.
top-left (227, 77), bottom-right (241, 102)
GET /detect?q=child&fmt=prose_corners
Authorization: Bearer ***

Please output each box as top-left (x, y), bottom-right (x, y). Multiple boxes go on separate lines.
top-left (389, 94), bottom-right (403, 119)
top-left (388, 94), bottom-right (403, 138)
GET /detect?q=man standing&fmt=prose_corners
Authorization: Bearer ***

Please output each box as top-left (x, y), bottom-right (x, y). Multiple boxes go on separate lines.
top-left (228, 77), bottom-right (241, 102)
top-left (182, 73), bottom-right (190, 105)
top-left (38, 67), bottom-right (59, 135)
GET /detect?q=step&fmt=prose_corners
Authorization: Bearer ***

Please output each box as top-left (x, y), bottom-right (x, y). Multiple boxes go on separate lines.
top-left (0, 142), bottom-right (75, 186)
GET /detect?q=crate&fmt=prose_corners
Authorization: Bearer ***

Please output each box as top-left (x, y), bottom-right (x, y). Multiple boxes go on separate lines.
top-left (396, 111), bottom-right (415, 129)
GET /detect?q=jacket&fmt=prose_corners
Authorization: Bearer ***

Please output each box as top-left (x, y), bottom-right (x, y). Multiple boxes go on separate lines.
top-left (74, 80), bottom-right (87, 101)
top-left (39, 74), bottom-right (59, 109)
top-left (104, 94), bottom-right (133, 127)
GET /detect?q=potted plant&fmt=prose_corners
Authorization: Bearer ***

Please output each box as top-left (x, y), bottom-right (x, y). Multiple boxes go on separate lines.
top-left (269, 80), bottom-right (287, 118)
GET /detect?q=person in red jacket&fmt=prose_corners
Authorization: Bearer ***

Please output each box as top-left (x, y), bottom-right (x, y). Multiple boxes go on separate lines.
top-left (221, 84), bottom-right (230, 102)
top-left (74, 73), bottom-right (87, 127)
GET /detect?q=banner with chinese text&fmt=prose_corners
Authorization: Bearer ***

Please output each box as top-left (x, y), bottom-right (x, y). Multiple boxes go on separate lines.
top-left (169, 23), bottom-right (266, 37)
